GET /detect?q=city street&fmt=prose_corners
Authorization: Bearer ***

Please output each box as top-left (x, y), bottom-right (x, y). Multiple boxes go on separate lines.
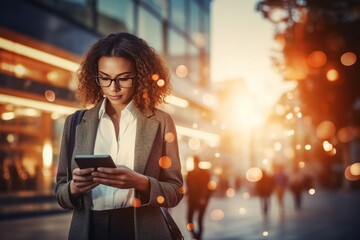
top-left (1, 189), bottom-right (359, 240)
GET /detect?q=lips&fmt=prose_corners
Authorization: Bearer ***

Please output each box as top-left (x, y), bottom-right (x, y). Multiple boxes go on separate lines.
top-left (108, 95), bottom-right (122, 100)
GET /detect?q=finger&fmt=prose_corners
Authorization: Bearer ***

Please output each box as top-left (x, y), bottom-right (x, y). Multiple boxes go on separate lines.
top-left (73, 167), bottom-right (95, 176)
top-left (96, 167), bottom-right (119, 174)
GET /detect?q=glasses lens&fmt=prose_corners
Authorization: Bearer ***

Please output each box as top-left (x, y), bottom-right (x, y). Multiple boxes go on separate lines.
top-left (116, 78), bottom-right (133, 88)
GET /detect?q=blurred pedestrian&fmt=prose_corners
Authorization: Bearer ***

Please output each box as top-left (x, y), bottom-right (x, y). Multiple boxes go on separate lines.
top-left (186, 155), bottom-right (212, 240)
top-left (55, 32), bottom-right (183, 240)
top-left (273, 164), bottom-right (288, 215)
top-left (289, 168), bottom-right (313, 211)
top-left (255, 169), bottom-right (274, 216)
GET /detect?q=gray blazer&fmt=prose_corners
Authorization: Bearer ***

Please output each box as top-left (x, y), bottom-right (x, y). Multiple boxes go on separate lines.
top-left (55, 100), bottom-right (183, 240)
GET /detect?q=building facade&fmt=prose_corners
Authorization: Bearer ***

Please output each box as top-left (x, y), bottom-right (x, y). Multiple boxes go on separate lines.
top-left (0, 0), bottom-right (220, 196)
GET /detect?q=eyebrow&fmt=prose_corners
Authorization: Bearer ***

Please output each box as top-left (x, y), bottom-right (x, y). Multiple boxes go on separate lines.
top-left (98, 71), bottom-right (133, 77)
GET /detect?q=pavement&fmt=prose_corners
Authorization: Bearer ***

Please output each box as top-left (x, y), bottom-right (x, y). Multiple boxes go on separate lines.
top-left (0, 188), bottom-right (360, 240)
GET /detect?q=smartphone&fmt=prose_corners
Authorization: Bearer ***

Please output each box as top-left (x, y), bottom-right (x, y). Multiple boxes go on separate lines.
top-left (74, 155), bottom-right (116, 169)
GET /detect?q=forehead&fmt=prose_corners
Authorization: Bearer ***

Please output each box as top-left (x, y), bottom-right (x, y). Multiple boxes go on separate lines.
top-left (98, 56), bottom-right (134, 73)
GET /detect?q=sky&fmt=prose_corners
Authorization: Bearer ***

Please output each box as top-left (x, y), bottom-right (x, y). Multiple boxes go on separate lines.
top-left (210, 0), bottom-right (295, 113)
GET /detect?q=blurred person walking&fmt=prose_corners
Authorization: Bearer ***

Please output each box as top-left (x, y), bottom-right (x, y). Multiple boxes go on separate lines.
top-left (273, 164), bottom-right (288, 215)
top-left (55, 32), bottom-right (183, 240)
top-left (186, 155), bottom-right (212, 240)
top-left (255, 169), bottom-right (274, 216)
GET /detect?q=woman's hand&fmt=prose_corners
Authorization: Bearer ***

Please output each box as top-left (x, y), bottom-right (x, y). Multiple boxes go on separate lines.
top-left (91, 166), bottom-right (149, 193)
top-left (70, 168), bottom-right (99, 197)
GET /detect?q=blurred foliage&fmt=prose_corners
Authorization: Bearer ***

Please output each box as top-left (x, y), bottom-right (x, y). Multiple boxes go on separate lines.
top-left (256, 0), bottom-right (360, 129)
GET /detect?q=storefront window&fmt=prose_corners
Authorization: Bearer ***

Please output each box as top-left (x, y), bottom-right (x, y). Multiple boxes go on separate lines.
top-left (0, 103), bottom-right (67, 194)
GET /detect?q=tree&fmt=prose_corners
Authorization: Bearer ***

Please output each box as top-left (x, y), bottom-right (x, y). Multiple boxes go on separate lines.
top-left (256, 0), bottom-right (360, 129)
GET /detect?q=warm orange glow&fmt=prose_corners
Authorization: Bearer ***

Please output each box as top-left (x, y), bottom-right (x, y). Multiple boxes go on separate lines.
top-left (337, 127), bottom-right (353, 143)
top-left (344, 164), bottom-right (360, 181)
top-left (178, 187), bottom-right (186, 195)
top-left (307, 51), bottom-right (327, 68)
top-left (186, 223), bottom-right (195, 231)
top-left (326, 69), bottom-right (339, 82)
top-left (316, 120), bottom-right (336, 139)
top-left (159, 156), bottom-right (172, 169)
top-left (151, 73), bottom-right (159, 81)
top-left (131, 198), bottom-right (141, 208)
top-left (207, 181), bottom-right (217, 191)
top-left (157, 195), bottom-right (165, 204)
top-left (341, 52), bottom-right (357, 66)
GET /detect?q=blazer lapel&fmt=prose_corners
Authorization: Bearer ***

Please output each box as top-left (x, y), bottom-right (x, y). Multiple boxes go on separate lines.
top-left (134, 109), bottom-right (159, 174)
top-left (74, 102), bottom-right (102, 155)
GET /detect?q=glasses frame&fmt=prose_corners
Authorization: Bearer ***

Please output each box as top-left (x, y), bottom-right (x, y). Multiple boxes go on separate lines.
top-left (94, 74), bottom-right (136, 88)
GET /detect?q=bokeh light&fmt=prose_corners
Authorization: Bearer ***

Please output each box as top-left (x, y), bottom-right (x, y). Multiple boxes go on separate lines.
top-left (151, 73), bottom-right (159, 81)
top-left (210, 209), bottom-right (224, 221)
top-left (156, 79), bottom-right (165, 87)
top-left (345, 163), bottom-right (360, 181)
top-left (246, 167), bottom-right (262, 182)
top-left (175, 64), bottom-right (189, 78)
top-left (165, 132), bottom-right (175, 143)
top-left (131, 198), bottom-right (141, 208)
top-left (316, 120), bottom-right (336, 139)
top-left (326, 69), bottom-right (339, 82)
top-left (226, 188), bottom-right (235, 198)
top-left (307, 50), bottom-right (327, 68)
top-left (159, 156), bottom-right (172, 169)
top-left (157, 195), bottom-right (165, 204)
top-left (239, 207), bottom-right (246, 215)
top-left (44, 90), bottom-right (56, 102)
top-left (340, 52), bottom-right (357, 66)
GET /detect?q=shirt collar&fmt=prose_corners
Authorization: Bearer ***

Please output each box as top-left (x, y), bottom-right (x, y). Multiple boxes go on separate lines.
top-left (98, 98), bottom-right (136, 119)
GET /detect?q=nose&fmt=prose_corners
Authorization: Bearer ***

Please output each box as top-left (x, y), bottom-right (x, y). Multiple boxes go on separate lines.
top-left (109, 80), bottom-right (120, 91)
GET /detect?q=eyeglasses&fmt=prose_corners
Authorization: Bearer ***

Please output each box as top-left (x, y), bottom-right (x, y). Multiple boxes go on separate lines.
top-left (94, 75), bottom-right (136, 88)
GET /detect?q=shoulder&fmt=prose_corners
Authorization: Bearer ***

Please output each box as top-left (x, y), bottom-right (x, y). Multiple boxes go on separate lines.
top-left (149, 108), bottom-right (175, 126)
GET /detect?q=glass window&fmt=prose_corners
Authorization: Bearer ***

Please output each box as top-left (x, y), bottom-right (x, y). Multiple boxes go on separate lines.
top-left (0, 102), bottom-right (67, 194)
top-left (169, 29), bottom-right (186, 73)
top-left (32, 0), bottom-right (95, 29)
top-left (188, 44), bottom-right (200, 84)
top-left (189, 0), bottom-right (200, 43)
top-left (140, 0), bottom-right (168, 19)
top-left (170, 0), bottom-right (186, 32)
top-left (97, 0), bottom-right (135, 35)
top-left (138, 7), bottom-right (163, 53)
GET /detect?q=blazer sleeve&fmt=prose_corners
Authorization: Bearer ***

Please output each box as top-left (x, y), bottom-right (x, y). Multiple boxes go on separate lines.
top-left (139, 112), bottom-right (184, 208)
top-left (54, 114), bottom-right (82, 210)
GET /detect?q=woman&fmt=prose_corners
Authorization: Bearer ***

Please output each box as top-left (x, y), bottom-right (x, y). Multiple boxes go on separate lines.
top-left (55, 32), bottom-right (183, 240)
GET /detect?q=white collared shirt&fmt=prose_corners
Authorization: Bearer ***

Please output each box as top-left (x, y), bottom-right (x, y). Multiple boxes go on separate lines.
top-left (91, 98), bottom-right (137, 210)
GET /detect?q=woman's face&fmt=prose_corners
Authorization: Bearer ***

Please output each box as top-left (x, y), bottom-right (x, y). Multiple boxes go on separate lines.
top-left (97, 56), bottom-right (136, 110)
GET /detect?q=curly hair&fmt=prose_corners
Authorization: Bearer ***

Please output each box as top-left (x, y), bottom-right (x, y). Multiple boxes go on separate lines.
top-left (76, 32), bottom-right (171, 112)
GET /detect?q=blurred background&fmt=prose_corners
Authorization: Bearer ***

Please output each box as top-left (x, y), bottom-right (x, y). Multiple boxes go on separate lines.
top-left (0, 0), bottom-right (359, 239)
